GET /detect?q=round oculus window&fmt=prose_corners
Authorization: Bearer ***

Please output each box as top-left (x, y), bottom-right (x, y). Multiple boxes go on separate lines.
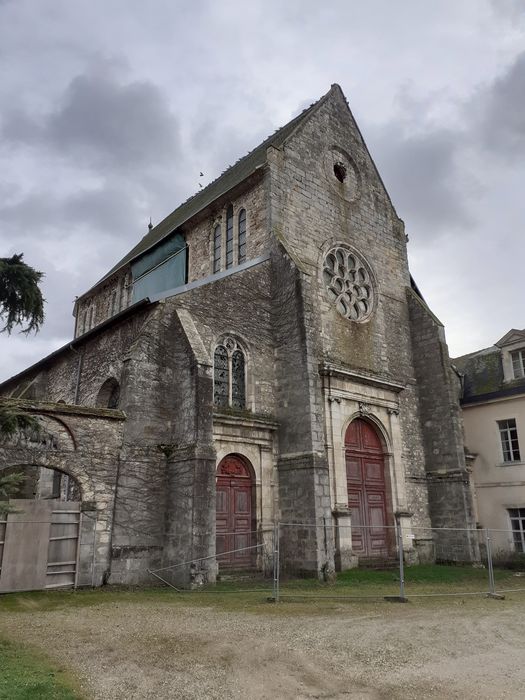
top-left (323, 246), bottom-right (375, 322)
top-left (323, 147), bottom-right (360, 202)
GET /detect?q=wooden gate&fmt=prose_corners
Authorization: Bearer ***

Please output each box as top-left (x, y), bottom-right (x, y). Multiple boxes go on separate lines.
top-left (216, 456), bottom-right (254, 569)
top-left (345, 419), bottom-right (393, 559)
top-left (0, 499), bottom-right (81, 593)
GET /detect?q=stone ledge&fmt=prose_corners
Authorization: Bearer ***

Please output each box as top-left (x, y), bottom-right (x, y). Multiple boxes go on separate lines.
top-left (319, 362), bottom-right (406, 393)
top-left (0, 398), bottom-right (126, 421)
top-left (213, 409), bottom-right (278, 430)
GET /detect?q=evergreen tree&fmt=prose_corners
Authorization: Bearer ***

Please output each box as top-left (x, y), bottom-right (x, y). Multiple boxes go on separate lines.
top-left (0, 253), bottom-right (45, 334)
top-left (0, 406), bottom-right (38, 513)
top-left (0, 253), bottom-right (44, 510)
top-left (0, 472), bottom-right (25, 516)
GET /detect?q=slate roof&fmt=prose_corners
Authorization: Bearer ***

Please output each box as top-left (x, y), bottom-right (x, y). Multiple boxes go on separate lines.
top-left (0, 299), bottom-right (155, 391)
top-left (453, 344), bottom-right (525, 404)
top-left (85, 86), bottom-right (336, 295)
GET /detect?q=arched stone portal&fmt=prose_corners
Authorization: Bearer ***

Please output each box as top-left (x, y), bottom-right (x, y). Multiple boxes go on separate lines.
top-left (0, 465), bottom-right (84, 593)
top-left (216, 454), bottom-right (255, 569)
top-left (96, 378), bottom-right (120, 409)
top-left (2, 464), bottom-right (81, 501)
top-left (345, 418), bottom-right (393, 558)
top-left (0, 403), bottom-right (125, 590)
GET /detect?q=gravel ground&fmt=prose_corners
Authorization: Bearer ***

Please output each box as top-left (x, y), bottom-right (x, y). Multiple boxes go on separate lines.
top-left (1, 596), bottom-right (525, 699)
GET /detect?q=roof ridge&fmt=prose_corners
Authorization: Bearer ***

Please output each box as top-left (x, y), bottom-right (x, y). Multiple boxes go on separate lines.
top-left (81, 86), bottom-right (334, 297)
top-left (452, 345), bottom-right (499, 363)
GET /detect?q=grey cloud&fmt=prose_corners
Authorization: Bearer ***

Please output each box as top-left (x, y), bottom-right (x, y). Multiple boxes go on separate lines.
top-left (2, 69), bottom-right (181, 172)
top-left (0, 186), bottom-right (144, 242)
top-left (62, 187), bottom-right (150, 236)
top-left (490, 0), bottom-right (525, 22)
top-left (474, 52), bottom-right (525, 158)
top-left (366, 52), bottom-right (525, 238)
top-left (368, 123), bottom-right (473, 235)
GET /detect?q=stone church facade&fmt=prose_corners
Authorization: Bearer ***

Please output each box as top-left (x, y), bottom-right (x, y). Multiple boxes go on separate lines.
top-left (0, 85), bottom-right (477, 587)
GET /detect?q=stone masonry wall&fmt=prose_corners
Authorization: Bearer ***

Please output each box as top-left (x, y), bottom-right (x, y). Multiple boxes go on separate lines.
top-left (267, 87), bottom-right (432, 540)
top-left (186, 174), bottom-right (268, 282)
top-left (0, 305), bottom-right (156, 408)
top-left (171, 259), bottom-right (276, 417)
top-left (157, 307), bottom-right (216, 586)
top-left (75, 271), bottom-right (130, 337)
top-left (407, 288), bottom-right (478, 559)
top-left (109, 304), bottom-right (186, 583)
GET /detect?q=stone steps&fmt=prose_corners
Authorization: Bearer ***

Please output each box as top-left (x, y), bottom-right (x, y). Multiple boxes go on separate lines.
top-left (358, 557), bottom-right (399, 570)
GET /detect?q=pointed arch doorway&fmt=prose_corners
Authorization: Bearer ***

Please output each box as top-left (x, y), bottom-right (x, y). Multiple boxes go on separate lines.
top-left (216, 455), bottom-right (255, 569)
top-left (345, 418), bottom-right (393, 558)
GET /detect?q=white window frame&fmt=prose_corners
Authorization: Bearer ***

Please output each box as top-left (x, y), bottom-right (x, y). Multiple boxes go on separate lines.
top-left (511, 349), bottom-right (525, 379)
top-left (498, 418), bottom-right (521, 463)
top-left (508, 508), bottom-right (525, 553)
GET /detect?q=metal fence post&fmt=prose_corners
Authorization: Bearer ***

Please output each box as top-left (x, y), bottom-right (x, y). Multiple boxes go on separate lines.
top-left (272, 521), bottom-right (280, 603)
top-left (91, 510), bottom-right (98, 588)
top-left (275, 522), bottom-right (281, 603)
top-left (397, 520), bottom-right (406, 601)
top-left (485, 528), bottom-right (497, 597)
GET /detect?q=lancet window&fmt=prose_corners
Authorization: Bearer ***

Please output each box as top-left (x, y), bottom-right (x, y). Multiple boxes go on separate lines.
top-left (213, 337), bottom-right (246, 409)
top-left (211, 206), bottom-right (248, 274)
top-left (238, 209), bottom-right (247, 264)
top-left (225, 205), bottom-right (234, 269)
top-left (213, 224), bottom-right (221, 274)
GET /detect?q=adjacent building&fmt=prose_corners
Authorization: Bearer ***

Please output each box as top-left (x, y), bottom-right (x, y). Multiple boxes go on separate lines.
top-left (454, 329), bottom-right (525, 555)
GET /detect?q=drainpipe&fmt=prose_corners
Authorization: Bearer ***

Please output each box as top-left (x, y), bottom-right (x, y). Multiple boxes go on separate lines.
top-left (69, 344), bottom-right (84, 405)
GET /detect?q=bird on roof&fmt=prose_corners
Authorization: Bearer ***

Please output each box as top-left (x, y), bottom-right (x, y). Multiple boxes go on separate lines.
top-left (199, 172), bottom-right (204, 177)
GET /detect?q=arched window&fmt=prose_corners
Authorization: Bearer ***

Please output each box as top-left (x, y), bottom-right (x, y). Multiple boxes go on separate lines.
top-left (96, 378), bottom-right (120, 409)
top-left (231, 350), bottom-right (245, 409)
top-left (213, 346), bottom-right (229, 407)
top-left (225, 205), bottom-right (234, 269)
top-left (213, 338), bottom-right (246, 409)
top-left (238, 209), bottom-right (247, 264)
top-left (213, 224), bottom-right (221, 273)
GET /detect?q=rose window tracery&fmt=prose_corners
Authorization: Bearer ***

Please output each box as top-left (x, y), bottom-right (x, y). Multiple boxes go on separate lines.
top-left (323, 246), bottom-right (375, 322)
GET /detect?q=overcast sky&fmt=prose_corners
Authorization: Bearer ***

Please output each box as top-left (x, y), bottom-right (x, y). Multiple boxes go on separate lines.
top-left (1, 0), bottom-right (524, 382)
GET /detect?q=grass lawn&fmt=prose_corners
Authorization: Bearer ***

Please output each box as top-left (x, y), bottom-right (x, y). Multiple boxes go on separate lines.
top-left (0, 564), bottom-right (522, 617)
top-left (0, 638), bottom-right (83, 700)
top-left (273, 563), bottom-right (523, 599)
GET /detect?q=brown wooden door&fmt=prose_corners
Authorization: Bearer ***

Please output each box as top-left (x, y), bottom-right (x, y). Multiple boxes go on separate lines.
top-left (345, 419), bottom-right (392, 558)
top-left (216, 456), bottom-right (254, 568)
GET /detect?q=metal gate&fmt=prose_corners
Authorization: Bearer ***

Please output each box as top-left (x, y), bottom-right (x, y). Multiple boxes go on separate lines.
top-left (0, 499), bottom-right (81, 593)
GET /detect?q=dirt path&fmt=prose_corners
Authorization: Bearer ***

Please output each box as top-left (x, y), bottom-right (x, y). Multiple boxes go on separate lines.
top-left (2, 597), bottom-right (525, 699)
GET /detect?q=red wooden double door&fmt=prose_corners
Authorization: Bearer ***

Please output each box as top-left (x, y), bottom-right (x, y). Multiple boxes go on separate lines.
top-left (345, 418), bottom-right (393, 558)
top-left (216, 455), bottom-right (254, 569)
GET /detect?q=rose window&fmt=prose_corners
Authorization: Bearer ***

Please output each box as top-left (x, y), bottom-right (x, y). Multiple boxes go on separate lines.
top-left (323, 246), bottom-right (375, 321)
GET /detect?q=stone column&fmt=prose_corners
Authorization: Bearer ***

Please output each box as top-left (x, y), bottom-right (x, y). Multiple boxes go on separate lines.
top-left (277, 453), bottom-right (335, 579)
top-left (332, 506), bottom-right (356, 570)
top-left (163, 444), bottom-right (217, 587)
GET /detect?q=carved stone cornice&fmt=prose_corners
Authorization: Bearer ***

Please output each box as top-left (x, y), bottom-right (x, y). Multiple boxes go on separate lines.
top-left (319, 362), bottom-right (405, 393)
